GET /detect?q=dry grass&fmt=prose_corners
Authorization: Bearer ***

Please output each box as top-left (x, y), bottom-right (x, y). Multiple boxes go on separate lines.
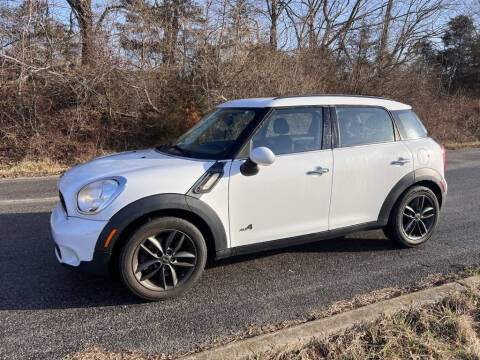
top-left (64, 345), bottom-right (160, 360)
top-left (0, 159), bottom-right (68, 178)
top-left (259, 286), bottom-right (480, 360)
top-left (444, 141), bottom-right (480, 150)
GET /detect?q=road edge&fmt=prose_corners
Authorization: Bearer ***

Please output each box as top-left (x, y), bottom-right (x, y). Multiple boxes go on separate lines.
top-left (184, 275), bottom-right (480, 360)
top-left (0, 174), bottom-right (60, 183)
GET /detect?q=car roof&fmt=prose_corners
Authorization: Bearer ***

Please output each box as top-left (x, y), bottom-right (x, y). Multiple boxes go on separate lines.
top-left (217, 95), bottom-right (411, 111)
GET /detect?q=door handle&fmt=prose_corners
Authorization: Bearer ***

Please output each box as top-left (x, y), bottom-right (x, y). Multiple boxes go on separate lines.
top-left (391, 157), bottom-right (410, 166)
top-left (307, 167), bottom-right (330, 175)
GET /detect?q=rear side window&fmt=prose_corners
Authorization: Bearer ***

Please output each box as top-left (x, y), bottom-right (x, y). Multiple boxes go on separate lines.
top-left (392, 110), bottom-right (427, 140)
top-left (336, 107), bottom-right (395, 147)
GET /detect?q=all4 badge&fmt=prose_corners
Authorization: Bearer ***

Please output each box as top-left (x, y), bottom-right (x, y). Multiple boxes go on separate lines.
top-left (240, 224), bottom-right (253, 232)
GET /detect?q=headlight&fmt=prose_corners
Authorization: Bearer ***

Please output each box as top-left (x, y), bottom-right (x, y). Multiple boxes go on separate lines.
top-left (77, 177), bottom-right (126, 214)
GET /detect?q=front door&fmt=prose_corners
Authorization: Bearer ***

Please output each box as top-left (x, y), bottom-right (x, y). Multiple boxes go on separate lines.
top-left (228, 107), bottom-right (333, 247)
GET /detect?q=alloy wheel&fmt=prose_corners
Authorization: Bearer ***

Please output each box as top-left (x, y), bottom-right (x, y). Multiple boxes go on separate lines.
top-left (132, 230), bottom-right (197, 291)
top-left (401, 194), bottom-right (436, 241)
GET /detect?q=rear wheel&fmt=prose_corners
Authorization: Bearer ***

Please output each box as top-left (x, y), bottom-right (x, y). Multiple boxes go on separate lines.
top-left (119, 217), bottom-right (207, 300)
top-left (383, 186), bottom-right (439, 247)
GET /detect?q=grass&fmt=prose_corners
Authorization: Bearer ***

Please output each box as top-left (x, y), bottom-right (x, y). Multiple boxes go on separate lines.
top-left (444, 141), bottom-right (480, 150)
top-left (258, 285), bottom-right (480, 360)
top-left (0, 159), bottom-right (68, 178)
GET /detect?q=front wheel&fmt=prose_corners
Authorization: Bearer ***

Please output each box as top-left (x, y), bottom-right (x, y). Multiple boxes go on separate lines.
top-left (119, 217), bottom-right (207, 301)
top-left (383, 186), bottom-right (440, 247)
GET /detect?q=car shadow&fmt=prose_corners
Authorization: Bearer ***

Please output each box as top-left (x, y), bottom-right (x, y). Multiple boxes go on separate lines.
top-left (211, 231), bottom-right (399, 267)
top-left (0, 211), bottom-right (399, 311)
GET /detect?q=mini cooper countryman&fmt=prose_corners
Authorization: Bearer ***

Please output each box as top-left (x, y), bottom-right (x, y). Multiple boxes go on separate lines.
top-left (51, 95), bottom-right (447, 300)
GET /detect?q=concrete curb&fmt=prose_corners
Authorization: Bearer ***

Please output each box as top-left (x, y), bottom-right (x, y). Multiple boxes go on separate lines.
top-left (185, 275), bottom-right (480, 360)
top-left (0, 175), bottom-right (60, 183)
top-left (0, 197), bottom-right (58, 206)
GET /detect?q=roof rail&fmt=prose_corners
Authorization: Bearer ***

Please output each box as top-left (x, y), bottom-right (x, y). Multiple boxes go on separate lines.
top-left (273, 94), bottom-right (392, 101)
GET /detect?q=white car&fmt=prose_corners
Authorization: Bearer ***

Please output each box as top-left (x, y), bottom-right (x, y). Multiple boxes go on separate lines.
top-left (51, 95), bottom-right (447, 300)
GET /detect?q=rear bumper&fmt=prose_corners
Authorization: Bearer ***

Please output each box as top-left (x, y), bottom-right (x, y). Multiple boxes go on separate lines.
top-left (51, 202), bottom-right (110, 275)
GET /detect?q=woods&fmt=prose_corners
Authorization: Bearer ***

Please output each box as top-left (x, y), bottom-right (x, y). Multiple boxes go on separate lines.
top-left (0, 0), bottom-right (479, 169)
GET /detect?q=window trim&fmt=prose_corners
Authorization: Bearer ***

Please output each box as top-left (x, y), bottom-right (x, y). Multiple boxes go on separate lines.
top-left (234, 106), bottom-right (330, 159)
top-left (332, 105), bottom-right (400, 149)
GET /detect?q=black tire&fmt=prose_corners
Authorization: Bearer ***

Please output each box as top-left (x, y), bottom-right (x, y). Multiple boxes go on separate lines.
top-left (383, 186), bottom-right (440, 248)
top-left (119, 217), bottom-right (207, 301)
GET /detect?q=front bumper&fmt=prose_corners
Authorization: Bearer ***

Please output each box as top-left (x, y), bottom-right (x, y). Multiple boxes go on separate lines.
top-left (50, 202), bottom-right (110, 274)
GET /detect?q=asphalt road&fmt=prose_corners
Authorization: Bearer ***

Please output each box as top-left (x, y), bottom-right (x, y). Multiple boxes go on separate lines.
top-left (1, 149), bottom-right (479, 360)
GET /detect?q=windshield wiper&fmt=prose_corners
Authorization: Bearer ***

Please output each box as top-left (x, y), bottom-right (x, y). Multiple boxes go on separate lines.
top-left (170, 144), bottom-right (187, 155)
top-left (156, 141), bottom-right (171, 151)
top-left (156, 142), bottom-right (192, 157)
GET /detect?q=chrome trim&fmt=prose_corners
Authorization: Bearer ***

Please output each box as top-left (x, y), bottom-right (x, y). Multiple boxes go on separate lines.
top-left (307, 167), bottom-right (329, 175)
top-left (391, 157), bottom-right (411, 165)
top-left (76, 176), bottom-right (127, 215)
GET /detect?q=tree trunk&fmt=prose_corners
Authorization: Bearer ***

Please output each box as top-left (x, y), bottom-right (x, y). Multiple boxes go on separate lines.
top-left (66, 0), bottom-right (94, 65)
top-left (377, 0), bottom-right (393, 80)
top-left (308, 14), bottom-right (315, 49)
top-left (269, 0), bottom-right (278, 50)
top-left (270, 15), bottom-right (278, 49)
top-left (164, 2), bottom-right (180, 64)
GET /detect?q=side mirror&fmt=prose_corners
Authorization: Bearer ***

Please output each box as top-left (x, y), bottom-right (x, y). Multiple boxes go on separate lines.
top-left (240, 147), bottom-right (275, 176)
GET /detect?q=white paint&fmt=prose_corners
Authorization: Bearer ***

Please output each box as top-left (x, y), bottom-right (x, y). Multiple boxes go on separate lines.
top-left (402, 138), bottom-right (445, 179)
top-left (218, 96), bottom-right (411, 111)
top-left (192, 163), bottom-right (232, 248)
top-left (329, 141), bottom-right (413, 229)
top-left (228, 150), bottom-right (333, 247)
top-left (50, 202), bottom-right (107, 264)
top-left (49, 96), bottom-right (446, 272)
top-left (58, 149), bottom-right (215, 221)
top-left (250, 147), bottom-right (276, 165)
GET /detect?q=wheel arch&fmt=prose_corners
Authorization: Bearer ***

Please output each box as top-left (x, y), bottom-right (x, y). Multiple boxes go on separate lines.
top-left (414, 180), bottom-right (443, 208)
top-left (378, 169), bottom-right (445, 225)
top-left (414, 168), bottom-right (445, 209)
top-left (95, 194), bottom-right (228, 270)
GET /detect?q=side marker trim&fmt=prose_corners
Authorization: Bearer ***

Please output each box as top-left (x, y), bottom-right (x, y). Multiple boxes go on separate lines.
top-left (104, 229), bottom-right (118, 248)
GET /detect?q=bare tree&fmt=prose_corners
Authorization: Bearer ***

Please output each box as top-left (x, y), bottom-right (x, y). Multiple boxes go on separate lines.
top-left (376, 0), bottom-right (393, 81)
top-left (264, 0), bottom-right (291, 49)
top-left (65, 0), bottom-right (94, 65)
top-left (66, 0), bottom-right (124, 65)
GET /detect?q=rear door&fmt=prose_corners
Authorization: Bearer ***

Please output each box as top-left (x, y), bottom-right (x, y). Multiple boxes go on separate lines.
top-left (228, 107), bottom-right (333, 247)
top-left (329, 106), bottom-right (413, 229)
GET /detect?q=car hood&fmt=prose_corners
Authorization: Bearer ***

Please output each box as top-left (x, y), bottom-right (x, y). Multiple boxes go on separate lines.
top-left (61, 149), bottom-right (192, 182)
top-left (58, 149), bottom-right (216, 220)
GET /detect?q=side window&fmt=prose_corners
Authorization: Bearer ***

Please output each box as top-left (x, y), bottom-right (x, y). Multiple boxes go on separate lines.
top-left (252, 108), bottom-right (323, 155)
top-left (392, 110), bottom-right (427, 140)
top-left (336, 107), bottom-right (394, 147)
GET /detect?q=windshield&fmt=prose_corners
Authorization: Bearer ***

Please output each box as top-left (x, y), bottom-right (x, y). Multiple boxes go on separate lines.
top-left (159, 108), bottom-right (267, 159)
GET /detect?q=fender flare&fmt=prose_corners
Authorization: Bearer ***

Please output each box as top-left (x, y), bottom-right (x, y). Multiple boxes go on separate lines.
top-left (95, 193), bottom-right (228, 258)
top-left (377, 168), bottom-right (445, 226)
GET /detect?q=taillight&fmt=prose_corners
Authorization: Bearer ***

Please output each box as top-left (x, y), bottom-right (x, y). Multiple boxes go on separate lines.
top-left (440, 144), bottom-right (446, 169)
